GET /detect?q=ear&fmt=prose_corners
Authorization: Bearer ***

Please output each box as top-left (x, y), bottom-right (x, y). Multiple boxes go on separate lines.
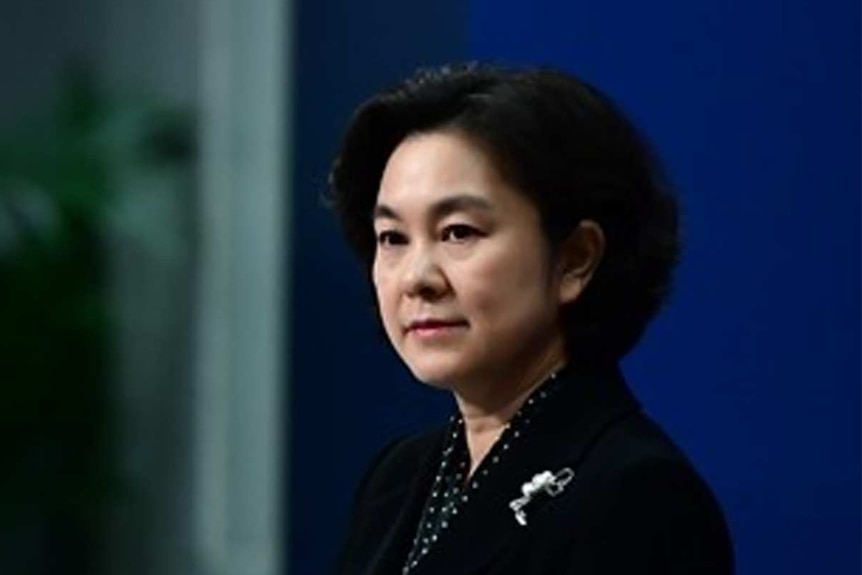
top-left (556, 220), bottom-right (605, 305)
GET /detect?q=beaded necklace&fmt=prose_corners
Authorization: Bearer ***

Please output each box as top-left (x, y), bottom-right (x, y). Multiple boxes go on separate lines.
top-left (402, 371), bottom-right (563, 574)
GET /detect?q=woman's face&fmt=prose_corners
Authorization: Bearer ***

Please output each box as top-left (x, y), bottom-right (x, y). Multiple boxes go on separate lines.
top-left (372, 130), bottom-right (569, 389)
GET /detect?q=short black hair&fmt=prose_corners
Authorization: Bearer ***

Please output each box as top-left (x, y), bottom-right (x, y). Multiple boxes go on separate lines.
top-left (328, 63), bottom-right (679, 364)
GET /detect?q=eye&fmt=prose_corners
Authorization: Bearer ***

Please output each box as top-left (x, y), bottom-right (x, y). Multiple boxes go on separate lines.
top-left (376, 230), bottom-right (408, 247)
top-left (441, 224), bottom-right (482, 243)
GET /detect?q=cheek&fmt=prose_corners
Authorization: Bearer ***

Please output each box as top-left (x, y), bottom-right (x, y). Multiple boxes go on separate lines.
top-left (371, 260), bottom-right (388, 302)
top-left (460, 246), bottom-right (554, 324)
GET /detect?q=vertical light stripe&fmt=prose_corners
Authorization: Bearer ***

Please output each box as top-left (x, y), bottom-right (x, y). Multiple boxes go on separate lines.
top-left (196, 0), bottom-right (291, 572)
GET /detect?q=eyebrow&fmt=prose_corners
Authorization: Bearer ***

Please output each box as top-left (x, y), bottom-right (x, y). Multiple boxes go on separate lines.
top-left (373, 194), bottom-right (494, 221)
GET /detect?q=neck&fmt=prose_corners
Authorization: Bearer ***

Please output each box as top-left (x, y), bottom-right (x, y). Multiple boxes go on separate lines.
top-left (453, 342), bottom-right (566, 475)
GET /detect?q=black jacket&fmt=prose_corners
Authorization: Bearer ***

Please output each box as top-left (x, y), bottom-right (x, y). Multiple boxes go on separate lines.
top-left (334, 365), bottom-right (734, 575)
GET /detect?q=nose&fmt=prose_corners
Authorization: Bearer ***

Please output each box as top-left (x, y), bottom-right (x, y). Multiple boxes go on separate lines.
top-left (400, 243), bottom-right (448, 300)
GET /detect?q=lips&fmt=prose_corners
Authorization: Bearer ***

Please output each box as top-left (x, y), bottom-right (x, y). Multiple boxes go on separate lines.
top-left (406, 318), bottom-right (468, 333)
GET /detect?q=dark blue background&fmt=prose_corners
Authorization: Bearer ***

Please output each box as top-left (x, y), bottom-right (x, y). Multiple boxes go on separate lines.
top-left (290, 1), bottom-right (860, 573)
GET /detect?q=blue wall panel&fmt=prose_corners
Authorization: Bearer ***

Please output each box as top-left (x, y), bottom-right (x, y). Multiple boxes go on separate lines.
top-left (468, 1), bottom-right (860, 573)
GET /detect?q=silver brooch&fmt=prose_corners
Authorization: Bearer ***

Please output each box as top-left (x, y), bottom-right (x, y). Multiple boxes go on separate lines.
top-left (508, 467), bottom-right (575, 526)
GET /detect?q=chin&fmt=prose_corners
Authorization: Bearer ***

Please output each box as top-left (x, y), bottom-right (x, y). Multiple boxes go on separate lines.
top-left (402, 354), bottom-right (473, 390)
top-left (405, 361), bottom-right (457, 389)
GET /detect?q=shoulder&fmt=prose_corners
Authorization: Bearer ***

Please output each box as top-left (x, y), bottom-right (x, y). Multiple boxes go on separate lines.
top-left (579, 411), bottom-right (727, 526)
top-left (333, 428), bottom-right (445, 575)
top-left (561, 413), bottom-right (734, 573)
top-left (353, 427), bottom-right (445, 507)
top-left (584, 410), bottom-right (702, 477)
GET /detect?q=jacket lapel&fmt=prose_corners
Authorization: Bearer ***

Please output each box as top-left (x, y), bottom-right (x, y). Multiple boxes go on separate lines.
top-left (410, 365), bottom-right (640, 575)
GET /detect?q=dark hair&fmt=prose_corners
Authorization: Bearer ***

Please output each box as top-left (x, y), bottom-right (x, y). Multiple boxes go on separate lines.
top-left (328, 63), bottom-right (679, 363)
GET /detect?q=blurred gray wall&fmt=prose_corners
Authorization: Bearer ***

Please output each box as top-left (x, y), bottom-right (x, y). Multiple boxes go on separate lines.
top-left (1, 0), bottom-right (289, 573)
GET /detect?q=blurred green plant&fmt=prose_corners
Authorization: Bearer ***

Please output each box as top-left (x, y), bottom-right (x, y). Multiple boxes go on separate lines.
top-left (0, 65), bottom-right (193, 574)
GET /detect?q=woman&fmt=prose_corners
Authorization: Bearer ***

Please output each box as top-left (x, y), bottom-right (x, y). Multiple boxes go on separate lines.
top-left (327, 63), bottom-right (733, 575)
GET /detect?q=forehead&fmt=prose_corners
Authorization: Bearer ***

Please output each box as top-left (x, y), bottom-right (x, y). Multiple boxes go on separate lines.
top-left (377, 130), bottom-right (513, 212)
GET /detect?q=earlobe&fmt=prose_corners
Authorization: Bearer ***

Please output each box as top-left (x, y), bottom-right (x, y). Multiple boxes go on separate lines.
top-left (559, 273), bottom-right (586, 305)
top-left (557, 220), bottom-right (605, 305)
